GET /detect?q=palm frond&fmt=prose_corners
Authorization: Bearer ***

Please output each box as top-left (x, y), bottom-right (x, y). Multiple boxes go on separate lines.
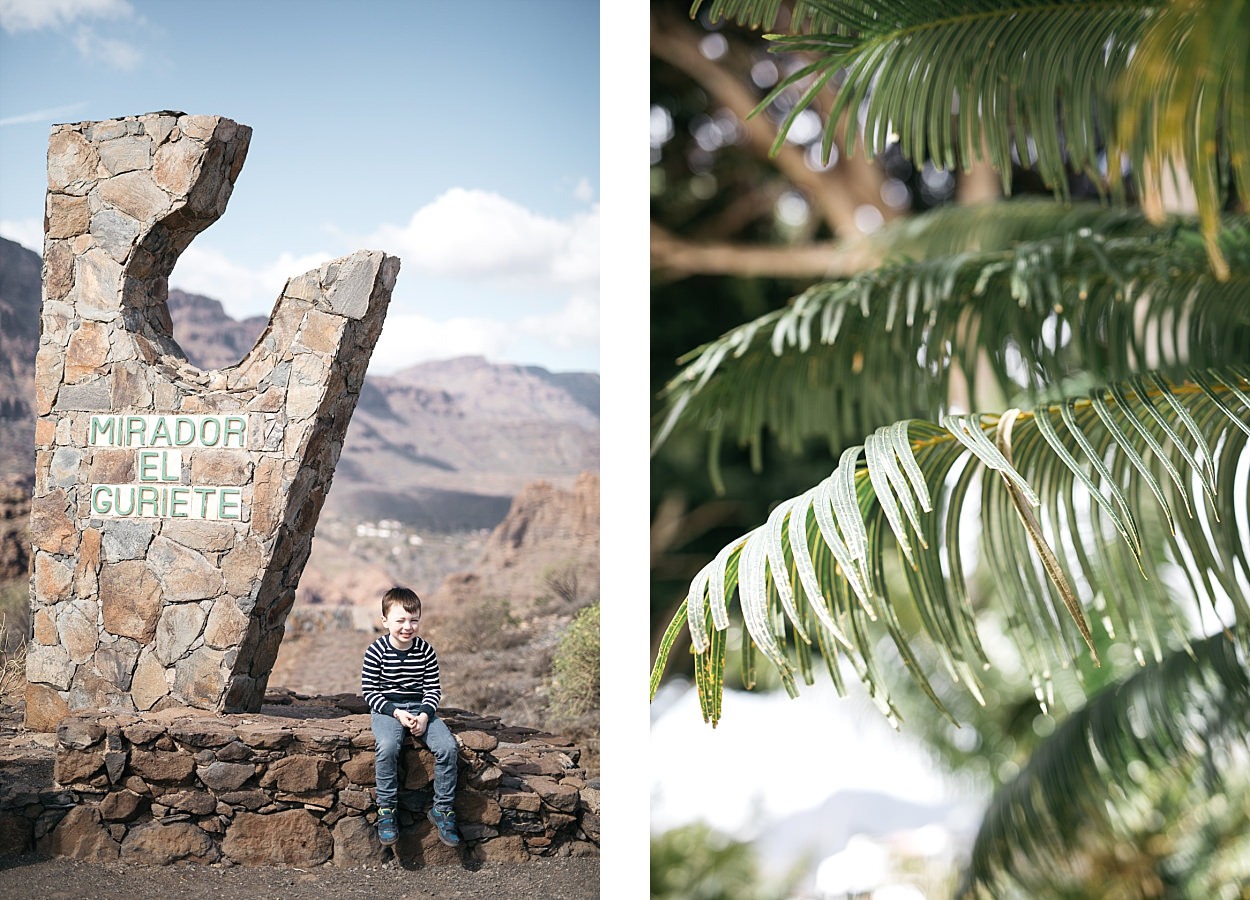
top-left (649, 366), bottom-right (1250, 725)
top-left (1119, 0), bottom-right (1250, 279)
top-left (692, 0), bottom-right (847, 32)
top-left (960, 633), bottom-right (1250, 898)
top-left (652, 207), bottom-right (1250, 485)
top-left (691, 0), bottom-right (1250, 272)
top-left (699, 0), bottom-right (1155, 189)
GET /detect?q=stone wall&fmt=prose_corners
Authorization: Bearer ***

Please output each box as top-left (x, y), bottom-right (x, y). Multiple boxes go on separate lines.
top-left (0, 692), bottom-right (598, 866)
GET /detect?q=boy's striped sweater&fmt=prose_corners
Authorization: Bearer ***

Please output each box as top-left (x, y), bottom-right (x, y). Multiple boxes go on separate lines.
top-left (361, 634), bottom-right (443, 718)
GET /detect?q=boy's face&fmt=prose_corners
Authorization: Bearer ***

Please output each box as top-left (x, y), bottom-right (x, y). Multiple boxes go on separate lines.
top-left (382, 605), bottom-right (420, 646)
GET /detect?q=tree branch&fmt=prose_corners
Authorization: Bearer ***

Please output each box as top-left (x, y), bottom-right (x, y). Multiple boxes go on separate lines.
top-left (651, 5), bottom-right (867, 238)
top-left (651, 223), bottom-right (879, 282)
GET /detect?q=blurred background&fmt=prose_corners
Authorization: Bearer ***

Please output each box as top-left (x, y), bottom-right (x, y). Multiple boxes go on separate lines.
top-left (645, 2), bottom-right (1229, 897)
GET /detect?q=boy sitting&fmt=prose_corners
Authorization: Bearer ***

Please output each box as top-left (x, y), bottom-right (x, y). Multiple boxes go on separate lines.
top-left (361, 586), bottom-right (460, 847)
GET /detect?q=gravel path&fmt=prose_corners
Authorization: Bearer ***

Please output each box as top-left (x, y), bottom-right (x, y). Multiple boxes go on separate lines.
top-left (0, 853), bottom-right (600, 899)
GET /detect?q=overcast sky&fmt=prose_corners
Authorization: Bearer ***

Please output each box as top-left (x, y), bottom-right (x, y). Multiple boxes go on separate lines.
top-left (0, 0), bottom-right (600, 375)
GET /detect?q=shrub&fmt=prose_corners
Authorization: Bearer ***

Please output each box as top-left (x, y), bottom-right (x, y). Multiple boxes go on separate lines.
top-left (0, 579), bottom-right (28, 652)
top-left (651, 823), bottom-right (801, 900)
top-left (1, 580), bottom-right (31, 698)
top-left (541, 564), bottom-right (589, 615)
top-left (434, 595), bottom-right (524, 652)
top-left (548, 602), bottom-right (599, 727)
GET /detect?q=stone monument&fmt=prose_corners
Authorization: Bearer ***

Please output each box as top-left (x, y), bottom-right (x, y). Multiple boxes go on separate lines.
top-left (25, 112), bottom-right (400, 730)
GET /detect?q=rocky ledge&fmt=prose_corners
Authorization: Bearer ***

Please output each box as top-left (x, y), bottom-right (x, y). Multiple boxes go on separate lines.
top-left (0, 690), bottom-right (599, 867)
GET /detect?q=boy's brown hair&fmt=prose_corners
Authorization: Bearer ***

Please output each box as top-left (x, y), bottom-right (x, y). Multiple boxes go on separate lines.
top-left (381, 586), bottom-right (421, 617)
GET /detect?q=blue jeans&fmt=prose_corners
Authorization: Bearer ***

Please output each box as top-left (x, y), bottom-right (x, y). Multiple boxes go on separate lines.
top-left (371, 706), bottom-right (459, 810)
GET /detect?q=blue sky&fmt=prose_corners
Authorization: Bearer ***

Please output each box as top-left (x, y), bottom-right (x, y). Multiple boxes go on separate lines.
top-left (0, 0), bottom-right (600, 374)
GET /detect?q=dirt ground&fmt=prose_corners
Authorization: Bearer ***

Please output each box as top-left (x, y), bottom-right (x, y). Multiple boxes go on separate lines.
top-left (269, 625), bottom-right (376, 696)
top-left (0, 853), bottom-right (600, 899)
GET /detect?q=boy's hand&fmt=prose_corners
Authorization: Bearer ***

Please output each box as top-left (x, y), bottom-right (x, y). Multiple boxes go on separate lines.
top-left (395, 709), bottom-right (429, 735)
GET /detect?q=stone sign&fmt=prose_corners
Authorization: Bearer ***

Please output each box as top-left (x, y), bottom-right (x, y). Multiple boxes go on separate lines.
top-left (25, 112), bottom-right (400, 730)
top-left (87, 413), bottom-right (249, 520)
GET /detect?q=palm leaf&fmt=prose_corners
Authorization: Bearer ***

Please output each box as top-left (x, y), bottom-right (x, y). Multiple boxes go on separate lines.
top-left (960, 633), bottom-right (1250, 898)
top-left (692, 0), bottom-right (847, 32)
top-left (691, 0), bottom-right (1250, 272)
top-left (1119, 0), bottom-right (1250, 279)
top-left (652, 206), bottom-right (1250, 489)
top-left (648, 367), bottom-right (1250, 725)
top-left (696, 0), bottom-right (1152, 188)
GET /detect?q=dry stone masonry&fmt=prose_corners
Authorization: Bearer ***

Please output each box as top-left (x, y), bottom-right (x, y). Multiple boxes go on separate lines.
top-left (26, 112), bottom-right (400, 728)
top-left (0, 692), bottom-right (599, 865)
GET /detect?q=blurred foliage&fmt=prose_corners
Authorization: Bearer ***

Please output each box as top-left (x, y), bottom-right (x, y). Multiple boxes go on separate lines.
top-left (960, 634), bottom-right (1250, 898)
top-left (650, 821), bottom-right (804, 900)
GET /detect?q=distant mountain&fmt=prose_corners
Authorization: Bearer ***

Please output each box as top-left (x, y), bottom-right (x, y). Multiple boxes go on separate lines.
top-left (165, 288), bottom-right (269, 371)
top-left (0, 238), bottom-right (40, 478)
top-left (391, 355), bottom-right (600, 419)
top-left (336, 356), bottom-right (599, 525)
top-left (752, 788), bottom-right (980, 889)
top-left (0, 236), bottom-right (599, 531)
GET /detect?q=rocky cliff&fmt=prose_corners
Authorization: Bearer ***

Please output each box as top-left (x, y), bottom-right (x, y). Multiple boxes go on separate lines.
top-left (0, 238), bottom-right (40, 480)
top-left (421, 473), bottom-right (600, 734)
top-left (436, 472), bottom-right (601, 617)
top-left (164, 288), bottom-right (269, 371)
top-left (0, 475), bottom-right (31, 584)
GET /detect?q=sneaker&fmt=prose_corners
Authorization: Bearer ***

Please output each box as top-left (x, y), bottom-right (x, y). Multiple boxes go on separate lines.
top-left (427, 805), bottom-right (460, 847)
top-left (376, 807), bottom-right (398, 846)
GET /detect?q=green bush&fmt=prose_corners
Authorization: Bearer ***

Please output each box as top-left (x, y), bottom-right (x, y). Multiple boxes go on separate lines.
top-left (651, 823), bottom-right (801, 900)
top-left (548, 601), bottom-right (599, 726)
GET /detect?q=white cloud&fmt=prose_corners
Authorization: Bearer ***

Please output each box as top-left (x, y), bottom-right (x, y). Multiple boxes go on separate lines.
top-left (573, 177), bottom-right (595, 203)
top-left (368, 311), bottom-right (514, 374)
top-left (0, 218), bottom-right (43, 252)
top-left (72, 24), bottom-right (141, 70)
top-left (170, 244), bottom-right (330, 320)
top-left (0, 102), bottom-right (89, 127)
top-left (0, 0), bottom-right (131, 33)
top-left (517, 293), bottom-right (599, 351)
top-left (365, 188), bottom-right (599, 293)
top-left (0, 0), bottom-right (141, 71)
top-left (359, 188), bottom-right (600, 371)
top-left (550, 206), bottom-right (599, 286)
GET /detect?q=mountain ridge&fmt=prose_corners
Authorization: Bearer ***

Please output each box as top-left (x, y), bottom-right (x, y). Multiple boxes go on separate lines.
top-left (0, 235), bottom-right (598, 530)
